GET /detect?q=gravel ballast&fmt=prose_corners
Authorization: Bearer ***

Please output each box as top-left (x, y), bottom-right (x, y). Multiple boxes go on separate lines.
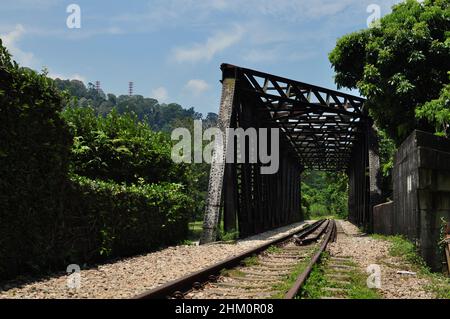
top-left (328, 220), bottom-right (437, 299)
top-left (0, 221), bottom-right (310, 299)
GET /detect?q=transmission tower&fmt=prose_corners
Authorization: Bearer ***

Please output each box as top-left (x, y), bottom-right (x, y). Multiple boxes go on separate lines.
top-left (95, 81), bottom-right (101, 93)
top-left (129, 81), bottom-right (134, 96)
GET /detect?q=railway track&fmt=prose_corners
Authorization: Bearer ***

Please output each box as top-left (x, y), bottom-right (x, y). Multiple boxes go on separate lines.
top-left (135, 219), bottom-right (337, 299)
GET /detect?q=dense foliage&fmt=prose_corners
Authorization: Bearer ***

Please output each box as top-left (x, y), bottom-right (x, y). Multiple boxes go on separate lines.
top-left (62, 106), bottom-right (190, 185)
top-left (65, 175), bottom-right (192, 261)
top-left (58, 80), bottom-right (216, 222)
top-left (416, 73), bottom-right (450, 137)
top-left (301, 171), bottom-right (349, 218)
top-left (0, 39), bottom-right (72, 278)
top-left (329, 0), bottom-right (450, 144)
top-left (0, 39), bottom-right (194, 280)
top-left (54, 78), bottom-right (218, 132)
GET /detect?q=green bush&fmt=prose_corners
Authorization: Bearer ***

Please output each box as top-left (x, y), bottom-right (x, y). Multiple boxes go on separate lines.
top-left (301, 171), bottom-right (349, 218)
top-left (61, 175), bottom-right (192, 263)
top-left (0, 39), bottom-right (195, 280)
top-left (61, 106), bottom-right (190, 185)
top-left (0, 39), bottom-right (72, 278)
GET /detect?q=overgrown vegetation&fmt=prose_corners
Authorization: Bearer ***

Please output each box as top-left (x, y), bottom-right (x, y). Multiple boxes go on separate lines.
top-left (54, 78), bottom-right (218, 133)
top-left (61, 106), bottom-right (190, 186)
top-left (301, 171), bottom-right (348, 219)
top-left (371, 234), bottom-right (450, 298)
top-left (218, 229), bottom-right (240, 242)
top-left (242, 256), bottom-right (259, 267)
top-left (416, 74), bottom-right (450, 137)
top-left (330, 0), bottom-right (450, 144)
top-left (221, 268), bottom-right (245, 278)
top-left (0, 39), bottom-right (195, 280)
top-left (266, 246), bottom-right (283, 254)
top-left (270, 249), bottom-right (315, 299)
top-left (66, 175), bottom-right (192, 259)
top-left (187, 221), bottom-right (204, 242)
top-left (301, 253), bottom-right (381, 299)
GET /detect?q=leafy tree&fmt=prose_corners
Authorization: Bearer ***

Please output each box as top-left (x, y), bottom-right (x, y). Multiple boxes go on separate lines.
top-left (301, 171), bottom-right (348, 218)
top-left (62, 106), bottom-right (191, 186)
top-left (416, 73), bottom-right (450, 137)
top-left (329, 0), bottom-right (450, 144)
top-left (0, 39), bottom-right (199, 279)
top-left (54, 78), bottom-right (210, 133)
top-left (0, 39), bottom-right (72, 277)
top-left (169, 116), bottom-right (213, 221)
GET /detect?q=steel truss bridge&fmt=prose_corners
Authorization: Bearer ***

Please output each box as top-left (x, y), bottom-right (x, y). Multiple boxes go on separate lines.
top-left (200, 64), bottom-right (382, 244)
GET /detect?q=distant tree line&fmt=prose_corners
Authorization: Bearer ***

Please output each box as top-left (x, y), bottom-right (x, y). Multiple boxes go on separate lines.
top-left (53, 78), bottom-right (218, 132)
top-left (301, 171), bottom-right (349, 219)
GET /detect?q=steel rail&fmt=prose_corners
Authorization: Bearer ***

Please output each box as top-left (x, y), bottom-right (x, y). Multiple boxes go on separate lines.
top-left (134, 219), bottom-right (327, 299)
top-left (284, 219), bottom-right (337, 299)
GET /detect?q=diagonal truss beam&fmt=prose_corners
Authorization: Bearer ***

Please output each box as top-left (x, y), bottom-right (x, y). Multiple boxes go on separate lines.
top-left (221, 64), bottom-right (367, 170)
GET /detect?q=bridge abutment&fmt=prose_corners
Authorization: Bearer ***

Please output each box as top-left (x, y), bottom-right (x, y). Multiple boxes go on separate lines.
top-left (374, 130), bottom-right (450, 271)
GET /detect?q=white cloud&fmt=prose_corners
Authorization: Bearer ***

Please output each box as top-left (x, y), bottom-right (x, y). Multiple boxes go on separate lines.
top-left (173, 25), bottom-right (244, 63)
top-left (151, 87), bottom-right (169, 102)
top-left (243, 48), bottom-right (279, 63)
top-left (185, 79), bottom-right (209, 96)
top-left (1, 24), bottom-right (36, 67)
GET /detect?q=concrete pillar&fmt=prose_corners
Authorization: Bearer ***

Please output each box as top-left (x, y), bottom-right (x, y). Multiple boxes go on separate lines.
top-left (199, 77), bottom-right (236, 244)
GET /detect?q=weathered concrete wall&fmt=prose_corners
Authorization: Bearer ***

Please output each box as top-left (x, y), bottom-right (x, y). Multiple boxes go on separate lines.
top-left (392, 131), bottom-right (420, 240)
top-left (416, 135), bottom-right (450, 271)
top-left (373, 201), bottom-right (394, 235)
top-left (389, 130), bottom-right (450, 271)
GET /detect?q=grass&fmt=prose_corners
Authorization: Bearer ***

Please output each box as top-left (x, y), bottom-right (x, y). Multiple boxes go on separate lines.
top-left (220, 268), bottom-right (245, 278)
top-left (371, 235), bottom-right (426, 267)
top-left (187, 221), bottom-right (203, 241)
top-left (270, 248), bottom-right (317, 299)
top-left (179, 239), bottom-right (195, 246)
top-left (310, 203), bottom-right (328, 216)
top-left (218, 229), bottom-right (239, 242)
top-left (310, 215), bottom-right (340, 220)
top-left (301, 252), bottom-right (381, 299)
top-left (371, 234), bottom-right (450, 299)
top-left (242, 256), bottom-right (259, 267)
top-left (187, 220), bottom-right (239, 243)
top-left (266, 245), bottom-right (283, 254)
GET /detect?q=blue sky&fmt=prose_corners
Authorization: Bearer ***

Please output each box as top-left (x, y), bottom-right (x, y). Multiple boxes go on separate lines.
top-left (0, 0), bottom-right (402, 115)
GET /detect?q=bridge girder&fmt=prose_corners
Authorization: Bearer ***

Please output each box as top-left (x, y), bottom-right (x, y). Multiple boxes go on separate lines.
top-left (200, 64), bottom-right (382, 244)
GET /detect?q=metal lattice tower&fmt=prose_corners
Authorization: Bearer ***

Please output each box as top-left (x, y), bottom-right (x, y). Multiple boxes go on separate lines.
top-left (129, 82), bottom-right (134, 96)
top-left (95, 81), bottom-right (101, 93)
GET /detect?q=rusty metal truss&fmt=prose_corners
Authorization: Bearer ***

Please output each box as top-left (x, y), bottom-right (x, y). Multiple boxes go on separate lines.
top-left (200, 64), bottom-right (382, 244)
top-left (225, 64), bottom-right (367, 171)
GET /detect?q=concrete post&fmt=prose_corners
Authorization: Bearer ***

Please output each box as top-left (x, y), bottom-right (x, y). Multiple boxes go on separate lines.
top-left (200, 77), bottom-right (236, 244)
